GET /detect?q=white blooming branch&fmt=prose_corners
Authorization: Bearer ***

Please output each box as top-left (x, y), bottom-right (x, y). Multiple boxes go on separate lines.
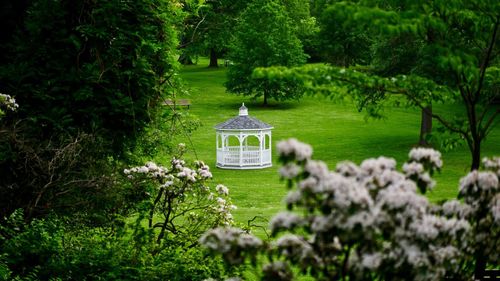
top-left (125, 146), bottom-right (235, 248)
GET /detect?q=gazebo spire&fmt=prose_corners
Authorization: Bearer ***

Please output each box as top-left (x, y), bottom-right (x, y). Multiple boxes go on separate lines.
top-left (239, 103), bottom-right (248, 116)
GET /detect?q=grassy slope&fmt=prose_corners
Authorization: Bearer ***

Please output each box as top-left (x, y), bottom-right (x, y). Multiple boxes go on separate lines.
top-left (174, 58), bottom-right (500, 226)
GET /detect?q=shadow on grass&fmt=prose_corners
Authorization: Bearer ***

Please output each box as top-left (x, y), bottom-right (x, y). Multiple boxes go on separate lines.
top-left (181, 65), bottom-right (228, 73)
top-left (217, 99), bottom-right (302, 111)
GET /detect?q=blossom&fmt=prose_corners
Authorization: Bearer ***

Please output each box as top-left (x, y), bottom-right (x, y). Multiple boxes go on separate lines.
top-left (279, 163), bottom-right (301, 179)
top-left (284, 190), bottom-right (301, 206)
top-left (442, 199), bottom-right (472, 219)
top-left (237, 233), bottom-right (263, 249)
top-left (177, 167), bottom-right (197, 182)
top-left (432, 246), bottom-right (459, 264)
top-left (491, 194), bottom-right (500, 224)
top-left (360, 156), bottom-right (396, 175)
top-left (310, 215), bottom-right (334, 233)
top-left (276, 138), bottom-right (312, 161)
top-left (200, 227), bottom-right (262, 264)
top-left (171, 158), bottom-right (185, 170)
top-left (403, 162), bottom-right (424, 176)
top-left (216, 184), bottom-right (229, 196)
top-left (299, 177), bottom-right (319, 193)
top-left (336, 161), bottom-right (361, 177)
top-left (275, 234), bottom-right (315, 262)
top-left (270, 212), bottom-right (303, 233)
top-left (401, 242), bottom-right (429, 267)
top-left (376, 184), bottom-right (428, 217)
top-left (0, 93), bottom-right (19, 111)
top-left (262, 261), bottom-right (293, 281)
top-left (459, 171), bottom-right (499, 203)
top-left (361, 252), bottom-right (382, 270)
top-left (483, 157), bottom-right (500, 175)
top-left (322, 173), bottom-right (373, 209)
top-left (408, 147), bottom-right (443, 169)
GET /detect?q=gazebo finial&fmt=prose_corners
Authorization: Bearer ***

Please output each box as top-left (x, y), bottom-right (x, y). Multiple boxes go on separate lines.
top-left (239, 103), bottom-right (248, 116)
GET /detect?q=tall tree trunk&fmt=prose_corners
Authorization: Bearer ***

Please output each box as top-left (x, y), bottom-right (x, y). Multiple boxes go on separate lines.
top-left (419, 106), bottom-right (432, 145)
top-left (209, 48), bottom-right (218, 68)
top-left (263, 91), bottom-right (268, 106)
top-left (471, 139), bottom-right (481, 170)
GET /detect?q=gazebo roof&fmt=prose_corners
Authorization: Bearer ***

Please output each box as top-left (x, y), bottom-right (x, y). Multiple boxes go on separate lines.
top-left (215, 104), bottom-right (273, 130)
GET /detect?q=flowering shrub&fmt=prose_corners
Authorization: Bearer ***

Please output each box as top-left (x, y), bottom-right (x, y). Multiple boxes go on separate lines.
top-left (126, 144), bottom-right (236, 248)
top-left (0, 93), bottom-right (18, 118)
top-left (201, 138), bottom-right (500, 281)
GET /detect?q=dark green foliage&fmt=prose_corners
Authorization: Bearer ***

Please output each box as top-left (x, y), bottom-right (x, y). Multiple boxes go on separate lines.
top-left (318, 2), bottom-right (373, 66)
top-left (225, 0), bottom-right (308, 105)
top-left (0, 0), bottom-right (182, 220)
top-left (179, 0), bottom-right (248, 67)
top-left (0, 210), bottom-right (227, 281)
top-left (0, 128), bottom-right (142, 221)
top-left (0, 0), bottom-right (179, 152)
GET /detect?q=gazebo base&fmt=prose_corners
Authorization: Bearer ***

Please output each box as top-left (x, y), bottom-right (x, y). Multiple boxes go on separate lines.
top-left (216, 163), bottom-right (272, 170)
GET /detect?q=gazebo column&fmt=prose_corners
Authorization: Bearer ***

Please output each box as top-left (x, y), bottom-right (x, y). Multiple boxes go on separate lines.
top-left (268, 132), bottom-right (272, 164)
top-left (239, 133), bottom-right (243, 167)
top-left (259, 131), bottom-right (263, 166)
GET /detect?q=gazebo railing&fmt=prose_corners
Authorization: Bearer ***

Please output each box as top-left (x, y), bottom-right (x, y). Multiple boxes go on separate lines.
top-left (217, 146), bottom-right (271, 167)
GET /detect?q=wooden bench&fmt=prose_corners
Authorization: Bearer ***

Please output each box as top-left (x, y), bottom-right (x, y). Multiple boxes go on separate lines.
top-left (163, 99), bottom-right (191, 109)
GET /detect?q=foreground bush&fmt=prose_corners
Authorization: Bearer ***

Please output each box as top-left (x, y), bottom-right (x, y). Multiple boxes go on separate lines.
top-left (201, 139), bottom-right (500, 281)
top-left (0, 151), bottom-right (236, 280)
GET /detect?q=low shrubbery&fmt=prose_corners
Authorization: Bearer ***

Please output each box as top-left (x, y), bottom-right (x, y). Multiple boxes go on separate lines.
top-left (0, 151), bottom-right (238, 280)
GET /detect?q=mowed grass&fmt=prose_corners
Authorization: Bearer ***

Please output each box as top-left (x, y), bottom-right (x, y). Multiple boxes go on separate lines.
top-left (172, 58), bottom-right (500, 226)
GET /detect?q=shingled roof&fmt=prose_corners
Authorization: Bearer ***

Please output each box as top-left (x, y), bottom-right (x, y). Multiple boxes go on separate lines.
top-left (215, 104), bottom-right (273, 130)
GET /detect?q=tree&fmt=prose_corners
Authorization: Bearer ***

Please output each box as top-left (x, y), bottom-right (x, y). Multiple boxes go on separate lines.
top-left (255, 0), bottom-right (500, 171)
top-left (178, 0), bottom-right (248, 67)
top-left (225, 0), bottom-right (308, 105)
top-left (317, 2), bottom-right (373, 67)
top-left (0, 0), bottom-right (183, 219)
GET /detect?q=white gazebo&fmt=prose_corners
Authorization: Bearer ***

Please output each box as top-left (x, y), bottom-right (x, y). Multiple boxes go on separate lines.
top-left (215, 104), bottom-right (273, 169)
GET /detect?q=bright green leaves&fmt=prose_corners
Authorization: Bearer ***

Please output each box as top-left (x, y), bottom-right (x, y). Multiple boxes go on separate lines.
top-left (225, 0), bottom-right (307, 104)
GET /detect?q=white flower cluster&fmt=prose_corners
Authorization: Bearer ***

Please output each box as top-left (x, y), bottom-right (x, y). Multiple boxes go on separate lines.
top-left (459, 171), bottom-right (499, 207)
top-left (262, 261), bottom-right (294, 281)
top-left (275, 234), bottom-right (314, 261)
top-left (0, 93), bottom-right (19, 112)
top-left (269, 212), bottom-right (303, 234)
top-left (403, 147), bottom-right (443, 192)
top-left (276, 138), bottom-right (312, 161)
top-left (483, 156), bottom-right (500, 176)
top-left (279, 163), bottom-right (301, 179)
top-left (441, 199), bottom-right (472, 219)
top-left (177, 167), bottom-right (197, 182)
top-left (213, 196), bottom-right (237, 225)
top-left (201, 139), bottom-right (499, 281)
top-left (200, 227), bottom-right (262, 265)
top-left (196, 160), bottom-right (213, 179)
top-left (403, 162), bottom-right (435, 190)
top-left (125, 153), bottom-right (236, 245)
top-left (491, 194), bottom-right (500, 224)
top-left (123, 161), bottom-right (168, 179)
top-left (216, 184), bottom-right (229, 196)
top-left (408, 147), bottom-right (443, 169)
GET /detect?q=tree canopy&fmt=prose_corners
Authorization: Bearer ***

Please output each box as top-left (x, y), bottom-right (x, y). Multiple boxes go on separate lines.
top-left (256, 0), bottom-right (499, 172)
top-left (225, 0), bottom-right (308, 105)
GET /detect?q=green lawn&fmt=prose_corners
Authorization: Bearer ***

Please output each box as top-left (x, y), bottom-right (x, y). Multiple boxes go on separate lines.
top-left (170, 58), bottom-right (500, 227)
